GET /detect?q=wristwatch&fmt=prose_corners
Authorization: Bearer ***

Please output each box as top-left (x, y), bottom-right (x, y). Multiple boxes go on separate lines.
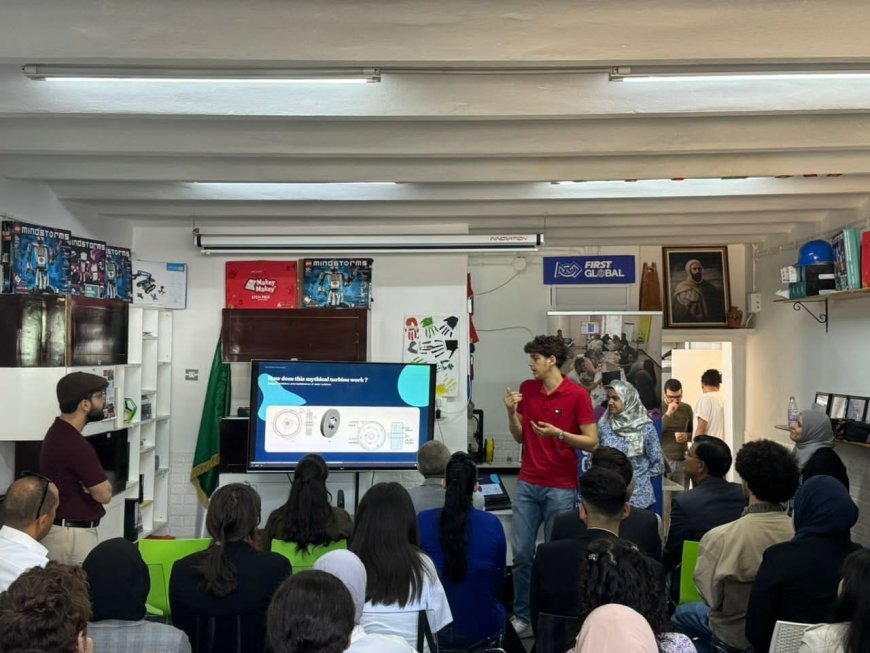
top-left (557, 431), bottom-right (566, 441)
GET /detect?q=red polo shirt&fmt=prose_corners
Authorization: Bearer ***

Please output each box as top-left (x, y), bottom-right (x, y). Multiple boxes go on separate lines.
top-left (516, 377), bottom-right (595, 489)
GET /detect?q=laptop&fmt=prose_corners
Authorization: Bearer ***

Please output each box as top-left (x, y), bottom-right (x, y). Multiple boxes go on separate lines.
top-left (477, 472), bottom-right (512, 511)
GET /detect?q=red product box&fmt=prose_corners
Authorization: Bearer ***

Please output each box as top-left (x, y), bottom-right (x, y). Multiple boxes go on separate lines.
top-left (863, 231), bottom-right (870, 289)
top-left (226, 260), bottom-right (298, 308)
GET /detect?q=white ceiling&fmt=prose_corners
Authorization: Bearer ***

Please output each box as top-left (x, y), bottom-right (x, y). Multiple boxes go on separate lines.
top-left (2, 0), bottom-right (870, 247)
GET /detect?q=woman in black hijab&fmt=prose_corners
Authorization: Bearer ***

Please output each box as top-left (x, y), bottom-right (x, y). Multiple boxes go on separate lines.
top-left (83, 537), bottom-right (191, 653)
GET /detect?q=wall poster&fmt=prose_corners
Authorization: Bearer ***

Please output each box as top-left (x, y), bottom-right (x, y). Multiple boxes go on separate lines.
top-left (403, 314), bottom-right (460, 397)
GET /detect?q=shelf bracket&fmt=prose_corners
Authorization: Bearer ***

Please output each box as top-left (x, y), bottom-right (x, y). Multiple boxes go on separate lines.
top-left (791, 299), bottom-right (828, 333)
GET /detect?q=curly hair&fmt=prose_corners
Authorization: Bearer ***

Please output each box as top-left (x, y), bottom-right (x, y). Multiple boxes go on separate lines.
top-left (734, 439), bottom-right (799, 503)
top-left (700, 369), bottom-right (722, 387)
top-left (524, 335), bottom-right (570, 368)
top-left (267, 570), bottom-right (355, 653)
top-left (576, 538), bottom-right (668, 637)
top-left (0, 562), bottom-right (92, 653)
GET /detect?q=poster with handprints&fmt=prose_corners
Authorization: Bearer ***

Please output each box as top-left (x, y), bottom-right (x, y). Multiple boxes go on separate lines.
top-left (403, 314), bottom-right (460, 397)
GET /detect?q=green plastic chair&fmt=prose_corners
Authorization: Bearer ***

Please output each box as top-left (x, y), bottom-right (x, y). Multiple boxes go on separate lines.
top-left (139, 538), bottom-right (211, 618)
top-left (678, 540), bottom-right (702, 605)
top-left (270, 538), bottom-right (347, 572)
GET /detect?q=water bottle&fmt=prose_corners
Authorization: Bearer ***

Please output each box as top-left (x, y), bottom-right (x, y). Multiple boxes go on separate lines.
top-left (787, 396), bottom-right (799, 429)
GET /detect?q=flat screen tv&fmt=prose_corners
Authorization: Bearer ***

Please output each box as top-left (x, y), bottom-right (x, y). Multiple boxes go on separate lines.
top-left (248, 360), bottom-right (436, 471)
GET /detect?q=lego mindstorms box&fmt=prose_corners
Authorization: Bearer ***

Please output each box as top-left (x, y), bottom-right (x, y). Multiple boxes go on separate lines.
top-left (1, 219), bottom-right (71, 295)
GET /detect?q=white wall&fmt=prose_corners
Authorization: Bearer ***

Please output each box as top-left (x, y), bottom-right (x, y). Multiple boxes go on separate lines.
top-left (747, 246), bottom-right (870, 545)
top-left (0, 177), bottom-right (132, 491)
top-left (131, 225), bottom-right (469, 535)
top-left (469, 245), bottom-right (747, 462)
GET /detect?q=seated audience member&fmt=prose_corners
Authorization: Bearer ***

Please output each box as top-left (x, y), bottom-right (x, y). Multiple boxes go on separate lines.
top-left (790, 409), bottom-right (849, 490)
top-left (0, 562), bottom-right (93, 653)
top-left (663, 435), bottom-right (745, 572)
top-left (267, 570), bottom-right (355, 653)
top-left (551, 446), bottom-right (662, 559)
top-left (573, 604), bottom-right (659, 653)
top-left (799, 548), bottom-right (870, 653)
top-left (350, 482), bottom-right (452, 651)
top-left (0, 473), bottom-right (58, 591)
top-left (418, 452), bottom-right (506, 649)
top-left (408, 441), bottom-right (484, 514)
top-left (597, 380), bottom-right (665, 509)
top-left (313, 550), bottom-right (417, 653)
top-left (672, 439), bottom-right (800, 653)
top-left (574, 538), bottom-right (695, 653)
top-left (263, 453), bottom-right (353, 551)
top-left (83, 537), bottom-right (191, 653)
top-left (745, 475), bottom-right (860, 652)
top-left (530, 467), bottom-right (666, 639)
top-left (170, 483), bottom-right (292, 653)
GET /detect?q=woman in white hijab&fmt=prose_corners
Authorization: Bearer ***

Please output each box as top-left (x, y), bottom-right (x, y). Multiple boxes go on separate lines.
top-left (790, 409), bottom-right (849, 490)
top-left (596, 380), bottom-right (665, 509)
top-left (313, 550), bottom-right (417, 653)
top-left (573, 604), bottom-right (659, 653)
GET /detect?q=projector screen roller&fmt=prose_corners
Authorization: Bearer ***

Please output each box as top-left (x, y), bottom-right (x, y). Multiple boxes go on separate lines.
top-left (248, 359), bottom-right (436, 471)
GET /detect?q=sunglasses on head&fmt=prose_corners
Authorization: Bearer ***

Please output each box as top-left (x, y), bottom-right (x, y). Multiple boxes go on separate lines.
top-left (18, 470), bottom-right (52, 521)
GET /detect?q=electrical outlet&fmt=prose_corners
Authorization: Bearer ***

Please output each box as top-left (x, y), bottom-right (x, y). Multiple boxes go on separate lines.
top-left (748, 293), bottom-right (762, 313)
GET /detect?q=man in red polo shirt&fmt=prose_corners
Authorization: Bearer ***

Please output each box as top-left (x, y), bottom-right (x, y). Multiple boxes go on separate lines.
top-left (39, 372), bottom-right (113, 564)
top-left (504, 335), bottom-right (598, 636)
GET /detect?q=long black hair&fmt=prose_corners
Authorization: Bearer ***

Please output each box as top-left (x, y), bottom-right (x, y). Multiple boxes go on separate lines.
top-left (349, 482), bottom-right (425, 607)
top-left (439, 452), bottom-right (478, 582)
top-left (194, 483), bottom-right (261, 597)
top-left (576, 537), bottom-right (669, 637)
top-left (833, 548), bottom-right (870, 653)
top-left (272, 454), bottom-right (334, 551)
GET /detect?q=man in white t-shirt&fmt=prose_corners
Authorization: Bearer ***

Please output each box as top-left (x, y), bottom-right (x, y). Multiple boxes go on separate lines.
top-left (0, 474), bottom-right (58, 592)
top-left (695, 369), bottom-right (725, 438)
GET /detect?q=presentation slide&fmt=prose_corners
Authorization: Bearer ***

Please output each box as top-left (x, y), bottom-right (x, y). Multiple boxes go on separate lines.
top-left (248, 360), bottom-right (435, 471)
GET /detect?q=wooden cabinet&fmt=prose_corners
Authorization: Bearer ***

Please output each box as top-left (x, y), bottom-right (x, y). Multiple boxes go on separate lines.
top-left (221, 308), bottom-right (368, 363)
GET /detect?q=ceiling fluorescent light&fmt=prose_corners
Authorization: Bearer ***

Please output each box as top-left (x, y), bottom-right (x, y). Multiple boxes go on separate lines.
top-left (22, 65), bottom-right (380, 84)
top-left (609, 63), bottom-right (870, 82)
top-left (193, 231), bottom-right (544, 255)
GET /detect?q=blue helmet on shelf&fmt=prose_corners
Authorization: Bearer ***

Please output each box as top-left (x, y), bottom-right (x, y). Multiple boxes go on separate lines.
top-left (797, 239), bottom-right (834, 266)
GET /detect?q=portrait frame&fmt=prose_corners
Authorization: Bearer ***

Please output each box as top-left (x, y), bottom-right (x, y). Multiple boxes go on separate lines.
top-left (662, 246), bottom-right (731, 328)
top-left (846, 396), bottom-right (868, 422)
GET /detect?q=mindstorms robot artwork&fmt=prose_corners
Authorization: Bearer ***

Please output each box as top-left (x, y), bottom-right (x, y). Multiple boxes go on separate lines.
top-left (1, 220), bottom-right (70, 295)
top-left (301, 258), bottom-right (373, 309)
top-left (67, 236), bottom-right (107, 298)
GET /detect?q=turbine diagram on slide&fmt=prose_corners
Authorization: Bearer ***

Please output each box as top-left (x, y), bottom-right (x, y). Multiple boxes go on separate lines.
top-left (264, 405), bottom-right (419, 453)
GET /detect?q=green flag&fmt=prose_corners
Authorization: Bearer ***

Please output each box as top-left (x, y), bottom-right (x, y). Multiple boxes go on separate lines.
top-left (190, 339), bottom-right (232, 506)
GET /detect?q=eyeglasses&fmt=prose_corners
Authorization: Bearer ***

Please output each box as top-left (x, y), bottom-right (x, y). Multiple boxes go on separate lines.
top-left (665, 393), bottom-right (683, 401)
top-left (19, 470), bottom-right (52, 521)
top-left (88, 390), bottom-right (107, 401)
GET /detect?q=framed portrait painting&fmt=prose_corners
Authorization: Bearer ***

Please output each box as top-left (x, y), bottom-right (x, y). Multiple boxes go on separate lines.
top-left (662, 246), bottom-right (731, 328)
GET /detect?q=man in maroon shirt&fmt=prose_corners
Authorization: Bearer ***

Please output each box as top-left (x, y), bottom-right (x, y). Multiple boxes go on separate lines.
top-left (504, 335), bottom-right (598, 636)
top-left (39, 372), bottom-right (113, 564)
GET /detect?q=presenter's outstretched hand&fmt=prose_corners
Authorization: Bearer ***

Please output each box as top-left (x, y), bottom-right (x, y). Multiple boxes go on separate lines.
top-left (530, 420), bottom-right (560, 438)
top-left (504, 388), bottom-right (522, 413)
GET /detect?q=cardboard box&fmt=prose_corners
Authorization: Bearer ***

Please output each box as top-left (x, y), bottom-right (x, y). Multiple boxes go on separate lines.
top-left (300, 258), bottom-right (373, 309)
top-left (132, 260), bottom-right (188, 308)
top-left (67, 236), bottom-right (107, 298)
top-left (225, 260), bottom-right (298, 308)
top-left (105, 244), bottom-right (133, 302)
top-left (1, 219), bottom-right (70, 295)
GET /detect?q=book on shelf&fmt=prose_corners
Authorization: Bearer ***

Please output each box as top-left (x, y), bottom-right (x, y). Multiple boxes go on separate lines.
top-left (832, 228), bottom-right (862, 291)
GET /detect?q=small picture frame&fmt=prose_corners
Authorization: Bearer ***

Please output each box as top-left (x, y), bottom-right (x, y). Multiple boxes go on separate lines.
top-left (845, 396), bottom-right (868, 422)
top-left (829, 394), bottom-right (848, 420)
top-left (814, 392), bottom-right (831, 414)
